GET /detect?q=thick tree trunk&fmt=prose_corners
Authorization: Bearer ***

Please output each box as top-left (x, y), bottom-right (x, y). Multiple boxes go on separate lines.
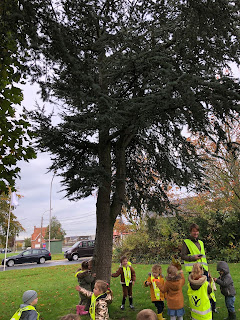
top-left (94, 202), bottom-right (115, 282)
top-left (93, 129), bottom-right (114, 282)
top-left (93, 136), bottom-right (127, 283)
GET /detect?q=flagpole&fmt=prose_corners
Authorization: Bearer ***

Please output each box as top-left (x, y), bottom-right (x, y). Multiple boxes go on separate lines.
top-left (3, 190), bottom-right (12, 271)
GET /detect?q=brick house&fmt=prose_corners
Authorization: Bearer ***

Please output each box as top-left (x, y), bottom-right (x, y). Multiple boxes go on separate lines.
top-left (31, 226), bottom-right (47, 249)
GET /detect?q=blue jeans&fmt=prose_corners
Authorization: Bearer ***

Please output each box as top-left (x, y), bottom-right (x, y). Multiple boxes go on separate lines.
top-left (225, 296), bottom-right (235, 313)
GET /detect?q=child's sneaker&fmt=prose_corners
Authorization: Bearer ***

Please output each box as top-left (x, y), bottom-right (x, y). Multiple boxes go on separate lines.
top-left (129, 304), bottom-right (135, 310)
top-left (120, 305), bottom-right (125, 310)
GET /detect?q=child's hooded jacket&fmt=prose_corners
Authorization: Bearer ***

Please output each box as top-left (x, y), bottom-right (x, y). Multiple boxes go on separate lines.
top-left (156, 271), bottom-right (185, 310)
top-left (77, 287), bottom-right (112, 320)
top-left (215, 261), bottom-right (236, 297)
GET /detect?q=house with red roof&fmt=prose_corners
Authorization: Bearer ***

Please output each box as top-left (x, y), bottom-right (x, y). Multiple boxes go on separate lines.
top-left (31, 226), bottom-right (47, 249)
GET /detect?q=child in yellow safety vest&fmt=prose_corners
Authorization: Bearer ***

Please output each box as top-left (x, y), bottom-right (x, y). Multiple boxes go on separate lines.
top-left (144, 264), bottom-right (166, 320)
top-left (111, 255), bottom-right (136, 310)
top-left (208, 271), bottom-right (217, 313)
top-left (76, 280), bottom-right (113, 320)
top-left (75, 260), bottom-right (96, 315)
top-left (188, 263), bottom-right (212, 320)
top-left (10, 290), bottom-right (39, 320)
top-left (156, 265), bottom-right (185, 320)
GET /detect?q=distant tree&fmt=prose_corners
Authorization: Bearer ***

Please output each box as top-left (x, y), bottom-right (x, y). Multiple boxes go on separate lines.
top-left (22, 0), bottom-right (240, 280)
top-left (45, 216), bottom-right (66, 241)
top-left (0, 193), bottom-right (25, 247)
top-left (0, 0), bottom-right (36, 193)
top-left (183, 118), bottom-right (240, 252)
top-left (24, 237), bottom-right (31, 248)
top-left (113, 218), bottom-right (130, 235)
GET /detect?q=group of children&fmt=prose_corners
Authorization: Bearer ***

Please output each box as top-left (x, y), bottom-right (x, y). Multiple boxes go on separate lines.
top-left (11, 256), bottom-right (236, 320)
top-left (145, 260), bottom-right (236, 320)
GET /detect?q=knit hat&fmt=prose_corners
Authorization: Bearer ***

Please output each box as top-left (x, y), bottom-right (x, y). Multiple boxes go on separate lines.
top-left (22, 290), bottom-right (38, 304)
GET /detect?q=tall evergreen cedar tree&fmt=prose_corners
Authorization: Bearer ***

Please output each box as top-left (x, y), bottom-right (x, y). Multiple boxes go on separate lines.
top-left (19, 0), bottom-right (239, 280)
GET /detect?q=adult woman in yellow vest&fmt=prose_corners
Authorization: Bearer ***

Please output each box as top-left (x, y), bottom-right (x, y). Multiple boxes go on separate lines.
top-left (181, 223), bottom-right (209, 279)
top-left (188, 263), bottom-right (212, 320)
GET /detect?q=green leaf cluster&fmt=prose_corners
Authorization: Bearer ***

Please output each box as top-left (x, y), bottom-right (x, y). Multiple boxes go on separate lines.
top-left (44, 216), bottom-right (66, 241)
top-left (0, 0), bottom-right (36, 193)
top-left (0, 193), bottom-right (25, 247)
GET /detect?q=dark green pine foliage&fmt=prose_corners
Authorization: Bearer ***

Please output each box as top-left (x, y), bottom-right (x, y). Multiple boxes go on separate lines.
top-left (23, 0), bottom-right (239, 280)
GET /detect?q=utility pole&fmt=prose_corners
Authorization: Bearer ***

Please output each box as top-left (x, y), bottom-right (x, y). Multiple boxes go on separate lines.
top-left (40, 215), bottom-right (43, 248)
top-left (49, 170), bottom-right (56, 252)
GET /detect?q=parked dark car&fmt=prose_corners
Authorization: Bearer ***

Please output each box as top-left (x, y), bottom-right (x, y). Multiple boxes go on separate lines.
top-left (1, 248), bottom-right (51, 267)
top-left (64, 240), bottom-right (95, 261)
top-left (0, 248), bottom-right (12, 253)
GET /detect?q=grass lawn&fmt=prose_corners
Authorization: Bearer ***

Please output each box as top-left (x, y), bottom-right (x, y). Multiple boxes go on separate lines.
top-left (0, 262), bottom-right (239, 320)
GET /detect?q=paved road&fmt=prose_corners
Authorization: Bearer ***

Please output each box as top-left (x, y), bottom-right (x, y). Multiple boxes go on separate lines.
top-left (0, 257), bottom-right (88, 271)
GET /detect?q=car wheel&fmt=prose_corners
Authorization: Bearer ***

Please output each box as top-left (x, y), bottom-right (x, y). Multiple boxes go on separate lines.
top-left (39, 257), bottom-right (46, 264)
top-left (7, 260), bottom-right (14, 267)
top-left (68, 257), bottom-right (73, 261)
top-left (72, 254), bottom-right (78, 261)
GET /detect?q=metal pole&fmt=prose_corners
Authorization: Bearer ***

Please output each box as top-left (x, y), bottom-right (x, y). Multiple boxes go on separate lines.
top-left (4, 191), bottom-right (12, 271)
top-left (48, 171), bottom-right (56, 252)
top-left (40, 215), bottom-right (43, 248)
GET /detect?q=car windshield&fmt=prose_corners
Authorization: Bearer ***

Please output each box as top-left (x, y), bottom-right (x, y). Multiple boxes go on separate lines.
top-left (72, 241), bottom-right (81, 249)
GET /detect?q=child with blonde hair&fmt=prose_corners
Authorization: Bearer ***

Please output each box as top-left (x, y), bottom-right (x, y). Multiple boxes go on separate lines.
top-left (76, 280), bottom-right (112, 320)
top-left (188, 263), bottom-right (212, 320)
top-left (144, 264), bottom-right (165, 320)
top-left (136, 309), bottom-right (158, 320)
top-left (156, 265), bottom-right (185, 320)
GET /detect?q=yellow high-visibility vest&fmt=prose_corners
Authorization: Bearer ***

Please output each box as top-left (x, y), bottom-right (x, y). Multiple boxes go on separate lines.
top-left (75, 270), bottom-right (85, 277)
top-left (184, 239), bottom-right (208, 272)
top-left (89, 292), bottom-right (106, 320)
top-left (209, 280), bottom-right (216, 302)
top-left (123, 265), bottom-right (131, 287)
top-left (188, 281), bottom-right (212, 320)
top-left (151, 274), bottom-right (161, 300)
top-left (11, 306), bottom-right (40, 320)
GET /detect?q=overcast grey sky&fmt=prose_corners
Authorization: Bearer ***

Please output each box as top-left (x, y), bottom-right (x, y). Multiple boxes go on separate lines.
top-left (15, 83), bottom-right (96, 240)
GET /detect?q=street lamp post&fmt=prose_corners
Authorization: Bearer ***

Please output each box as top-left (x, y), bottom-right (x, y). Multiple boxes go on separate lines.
top-left (49, 171), bottom-right (56, 252)
top-left (40, 209), bottom-right (50, 248)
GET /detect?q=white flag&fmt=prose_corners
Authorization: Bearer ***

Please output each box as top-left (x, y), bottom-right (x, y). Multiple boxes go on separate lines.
top-left (11, 192), bottom-right (19, 207)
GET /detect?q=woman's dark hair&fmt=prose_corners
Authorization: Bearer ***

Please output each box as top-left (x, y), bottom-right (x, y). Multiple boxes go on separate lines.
top-left (189, 223), bottom-right (199, 232)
